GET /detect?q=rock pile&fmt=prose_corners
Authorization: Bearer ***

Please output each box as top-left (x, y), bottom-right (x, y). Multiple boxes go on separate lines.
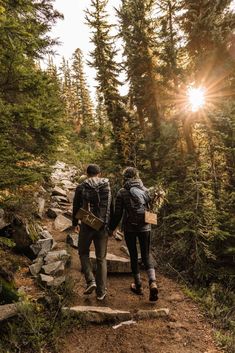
top-left (29, 226), bottom-right (70, 287)
top-left (51, 161), bottom-right (77, 190)
top-left (28, 161), bottom-right (79, 287)
top-left (46, 162), bottom-right (79, 232)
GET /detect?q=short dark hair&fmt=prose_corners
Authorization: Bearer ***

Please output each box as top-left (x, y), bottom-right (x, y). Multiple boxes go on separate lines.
top-left (87, 164), bottom-right (101, 176)
top-left (123, 167), bottom-right (139, 179)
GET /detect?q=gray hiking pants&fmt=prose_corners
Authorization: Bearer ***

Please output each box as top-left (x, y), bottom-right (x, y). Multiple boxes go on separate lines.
top-left (78, 224), bottom-right (108, 296)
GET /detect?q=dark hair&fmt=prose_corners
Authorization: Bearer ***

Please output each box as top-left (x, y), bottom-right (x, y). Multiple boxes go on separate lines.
top-left (123, 167), bottom-right (139, 179)
top-left (87, 164), bottom-right (101, 176)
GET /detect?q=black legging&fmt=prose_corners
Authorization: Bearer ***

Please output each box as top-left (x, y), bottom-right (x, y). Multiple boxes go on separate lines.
top-left (124, 231), bottom-right (154, 275)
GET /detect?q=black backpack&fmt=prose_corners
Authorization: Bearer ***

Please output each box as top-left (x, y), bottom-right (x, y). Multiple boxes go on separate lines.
top-left (82, 180), bottom-right (111, 224)
top-left (127, 186), bottom-right (151, 226)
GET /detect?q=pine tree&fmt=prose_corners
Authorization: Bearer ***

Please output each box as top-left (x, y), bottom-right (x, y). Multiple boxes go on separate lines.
top-left (72, 48), bottom-right (94, 137)
top-left (157, 0), bottom-right (182, 91)
top-left (85, 0), bottom-right (134, 164)
top-left (179, 0), bottom-right (235, 198)
top-left (155, 0), bottom-right (235, 284)
top-left (95, 88), bottom-right (111, 144)
top-left (47, 56), bottom-right (58, 79)
top-left (118, 0), bottom-right (162, 172)
top-left (59, 57), bottom-right (76, 124)
top-left (0, 0), bottom-right (64, 189)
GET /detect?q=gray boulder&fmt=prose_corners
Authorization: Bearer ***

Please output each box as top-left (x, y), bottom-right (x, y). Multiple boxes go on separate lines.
top-left (66, 233), bottom-right (79, 248)
top-left (90, 252), bottom-right (131, 273)
top-left (40, 231), bottom-right (57, 251)
top-left (40, 274), bottom-right (66, 287)
top-left (39, 274), bottom-right (54, 286)
top-left (51, 195), bottom-right (69, 203)
top-left (37, 197), bottom-right (46, 218)
top-left (67, 191), bottom-right (75, 203)
top-left (134, 308), bottom-right (170, 320)
top-left (44, 250), bottom-right (70, 265)
top-left (47, 208), bottom-right (63, 219)
top-left (0, 304), bottom-right (18, 322)
top-left (63, 209), bottom-right (73, 218)
top-left (30, 238), bottom-right (53, 257)
top-left (49, 276), bottom-right (66, 287)
top-left (54, 214), bottom-right (72, 232)
top-left (62, 306), bottom-right (131, 324)
top-left (39, 229), bottom-right (53, 239)
top-left (42, 261), bottom-right (65, 276)
top-left (52, 186), bottom-right (67, 197)
top-left (50, 201), bottom-right (60, 209)
top-left (29, 257), bottom-right (44, 277)
top-left (62, 180), bottom-right (76, 190)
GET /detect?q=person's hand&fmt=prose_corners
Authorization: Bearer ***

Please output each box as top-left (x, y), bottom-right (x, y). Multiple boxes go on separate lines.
top-left (74, 225), bottom-right (80, 233)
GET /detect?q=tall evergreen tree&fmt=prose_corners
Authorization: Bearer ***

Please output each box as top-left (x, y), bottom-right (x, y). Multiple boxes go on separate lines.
top-left (157, 0), bottom-right (182, 90)
top-left (95, 88), bottom-right (111, 144)
top-left (179, 0), bottom-right (235, 200)
top-left (72, 48), bottom-right (94, 137)
top-left (154, 0), bottom-right (235, 286)
top-left (47, 56), bottom-right (58, 79)
top-left (85, 0), bottom-right (134, 164)
top-left (0, 0), bottom-right (64, 189)
top-left (118, 0), bottom-right (162, 172)
top-left (59, 57), bottom-right (77, 124)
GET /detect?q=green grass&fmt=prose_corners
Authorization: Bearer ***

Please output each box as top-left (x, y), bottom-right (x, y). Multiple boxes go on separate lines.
top-left (183, 283), bottom-right (235, 353)
top-left (0, 278), bottom-right (79, 353)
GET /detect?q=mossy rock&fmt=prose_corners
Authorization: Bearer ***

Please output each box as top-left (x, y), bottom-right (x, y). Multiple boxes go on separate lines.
top-left (12, 218), bottom-right (39, 251)
top-left (0, 278), bottom-right (19, 304)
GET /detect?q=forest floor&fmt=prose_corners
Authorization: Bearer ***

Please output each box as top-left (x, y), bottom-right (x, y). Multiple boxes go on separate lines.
top-left (39, 217), bottom-right (224, 353)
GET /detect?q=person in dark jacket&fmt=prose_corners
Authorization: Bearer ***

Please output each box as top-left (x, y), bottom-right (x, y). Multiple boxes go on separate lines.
top-left (72, 164), bottom-right (112, 301)
top-left (110, 167), bottom-right (158, 302)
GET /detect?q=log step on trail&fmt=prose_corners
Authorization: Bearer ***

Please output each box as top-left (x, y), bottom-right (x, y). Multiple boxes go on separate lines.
top-left (62, 306), bottom-right (169, 324)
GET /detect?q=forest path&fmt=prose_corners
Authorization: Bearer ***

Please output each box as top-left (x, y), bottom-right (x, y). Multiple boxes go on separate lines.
top-left (44, 218), bottom-right (223, 353)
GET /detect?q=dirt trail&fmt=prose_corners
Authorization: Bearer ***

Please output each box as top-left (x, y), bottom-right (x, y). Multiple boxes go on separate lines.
top-left (43, 218), bottom-right (223, 353)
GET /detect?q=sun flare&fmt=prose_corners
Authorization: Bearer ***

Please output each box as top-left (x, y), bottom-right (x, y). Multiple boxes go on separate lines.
top-left (187, 87), bottom-right (206, 112)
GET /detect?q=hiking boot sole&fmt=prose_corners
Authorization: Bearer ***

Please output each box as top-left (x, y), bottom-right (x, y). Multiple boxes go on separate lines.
top-left (84, 283), bottom-right (97, 295)
top-left (96, 291), bottom-right (107, 301)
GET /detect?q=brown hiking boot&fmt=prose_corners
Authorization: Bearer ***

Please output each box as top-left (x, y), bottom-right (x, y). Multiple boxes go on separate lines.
top-left (130, 283), bottom-right (144, 295)
top-left (149, 281), bottom-right (158, 302)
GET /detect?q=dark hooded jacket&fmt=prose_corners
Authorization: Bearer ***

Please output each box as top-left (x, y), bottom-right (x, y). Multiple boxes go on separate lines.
top-left (110, 178), bottom-right (151, 233)
top-left (72, 177), bottom-right (112, 227)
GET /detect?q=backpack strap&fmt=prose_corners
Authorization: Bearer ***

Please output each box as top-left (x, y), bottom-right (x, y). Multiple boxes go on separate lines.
top-left (94, 186), bottom-right (101, 206)
top-left (105, 186), bottom-right (112, 225)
